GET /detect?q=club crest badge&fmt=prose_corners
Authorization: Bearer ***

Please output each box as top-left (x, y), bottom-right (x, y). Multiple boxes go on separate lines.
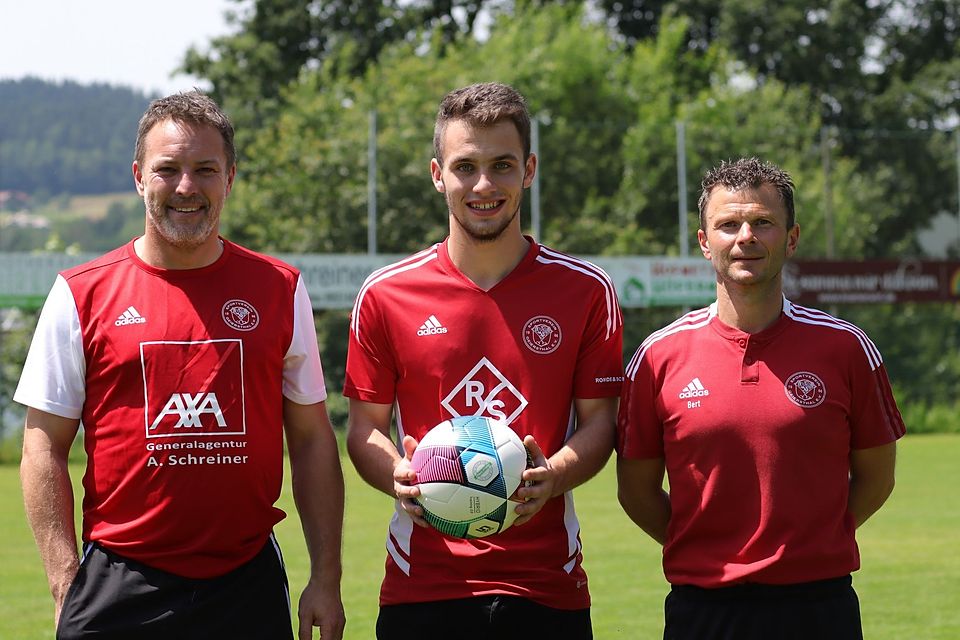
top-left (222, 299), bottom-right (260, 331)
top-left (784, 371), bottom-right (826, 408)
top-left (522, 315), bottom-right (562, 354)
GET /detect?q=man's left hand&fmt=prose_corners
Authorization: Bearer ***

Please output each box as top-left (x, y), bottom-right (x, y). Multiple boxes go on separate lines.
top-left (510, 435), bottom-right (556, 526)
top-left (298, 579), bottom-right (345, 640)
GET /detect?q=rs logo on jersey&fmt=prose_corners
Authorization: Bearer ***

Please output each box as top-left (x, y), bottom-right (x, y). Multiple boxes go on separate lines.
top-left (149, 393), bottom-right (227, 430)
top-left (441, 357), bottom-right (528, 425)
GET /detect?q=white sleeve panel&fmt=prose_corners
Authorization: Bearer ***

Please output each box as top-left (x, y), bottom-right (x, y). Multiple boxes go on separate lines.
top-left (13, 275), bottom-right (86, 419)
top-left (282, 275), bottom-right (328, 404)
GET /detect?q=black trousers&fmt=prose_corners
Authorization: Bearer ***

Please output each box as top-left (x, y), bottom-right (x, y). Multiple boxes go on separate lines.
top-left (664, 575), bottom-right (863, 640)
top-left (57, 535), bottom-right (293, 640)
top-left (377, 595), bottom-right (593, 640)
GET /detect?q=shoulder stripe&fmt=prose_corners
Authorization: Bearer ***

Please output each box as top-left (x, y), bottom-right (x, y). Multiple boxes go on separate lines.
top-left (783, 299), bottom-right (883, 370)
top-left (351, 245), bottom-right (440, 338)
top-left (625, 304), bottom-right (716, 380)
top-left (536, 247), bottom-right (622, 340)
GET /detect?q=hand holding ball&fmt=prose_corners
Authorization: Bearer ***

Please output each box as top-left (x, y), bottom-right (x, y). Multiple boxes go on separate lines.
top-left (411, 416), bottom-right (528, 539)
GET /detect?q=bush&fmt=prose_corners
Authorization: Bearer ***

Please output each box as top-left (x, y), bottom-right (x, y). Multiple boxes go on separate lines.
top-left (898, 400), bottom-right (960, 435)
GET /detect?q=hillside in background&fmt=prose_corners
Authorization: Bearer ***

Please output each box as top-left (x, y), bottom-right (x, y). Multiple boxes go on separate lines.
top-left (0, 78), bottom-right (153, 195)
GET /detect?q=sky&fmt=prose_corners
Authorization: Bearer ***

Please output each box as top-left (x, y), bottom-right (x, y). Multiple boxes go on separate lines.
top-left (0, 0), bottom-right (236, 95)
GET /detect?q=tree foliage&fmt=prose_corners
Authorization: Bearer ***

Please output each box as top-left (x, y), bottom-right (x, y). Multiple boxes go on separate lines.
top-left (179, 0), bottom-right (494, 153)
top-left (0, 79), bottom-right (151, 194)
top-left (594, 0), bottom-right (960, 253)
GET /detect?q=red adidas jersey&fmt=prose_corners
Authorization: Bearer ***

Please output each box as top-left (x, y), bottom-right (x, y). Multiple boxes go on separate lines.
top-left (617, 299), bottom-right (906, 587)
top-left (15, 239), bottom-right (327, 578)
top-left (344, 237), bottom-right (624, 609)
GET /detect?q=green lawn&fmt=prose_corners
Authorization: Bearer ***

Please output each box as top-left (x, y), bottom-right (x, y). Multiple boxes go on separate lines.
top-left (2, 434), bottom-right (957, 639)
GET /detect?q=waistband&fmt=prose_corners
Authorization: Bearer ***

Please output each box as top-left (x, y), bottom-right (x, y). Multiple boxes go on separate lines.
top-left (670, 575), bottom-right (854, 602)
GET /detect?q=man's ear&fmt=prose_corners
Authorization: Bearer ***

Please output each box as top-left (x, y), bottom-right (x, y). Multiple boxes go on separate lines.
top-left (430, 158), bottom-right (444, 193)
top-left (785, 223), bottom-right (800, 258)
top-left (133, 161), bottom-right (145, 196)
top-left (698, 229), bottom-right (711, 259)
top-left (522, 153), bottom-right (537, 189)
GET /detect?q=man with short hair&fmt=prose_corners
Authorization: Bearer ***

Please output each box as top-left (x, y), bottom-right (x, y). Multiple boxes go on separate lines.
top-left (344, 82), bottom-right (624, 639)
top-left (17, 90), bottom-right (345, 640)
top-left (617, 157), bottom-right (905, 640)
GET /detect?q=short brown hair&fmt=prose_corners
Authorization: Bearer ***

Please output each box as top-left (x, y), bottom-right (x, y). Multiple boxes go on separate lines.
top-left (697, 157), bottom-right (795, 230)
top-left (433, 82), bottom-right (531, 166)
top-left (134, 90), bottom-right (235, 169)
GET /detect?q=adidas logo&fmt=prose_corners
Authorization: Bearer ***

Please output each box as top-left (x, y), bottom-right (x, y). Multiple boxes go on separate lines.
top-left (115, 306), bottom-right (146, 326)
top-left (417, 314), bottom-right (448, 336)
top-left (678, 377), bottom-right (709, 399)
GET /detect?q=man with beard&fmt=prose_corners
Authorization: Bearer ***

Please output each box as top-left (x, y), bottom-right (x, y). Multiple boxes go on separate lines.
top-left (16, 91), bottom-right (345, 640)
top-left (617, 158), bottom-right (905, 639)
top-left (343, 82), bottom-right (624, 639)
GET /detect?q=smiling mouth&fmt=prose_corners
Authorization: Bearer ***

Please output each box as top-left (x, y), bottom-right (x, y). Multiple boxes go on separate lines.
top-left (469, 200), bottom-right (504, 212)
top-left (168, 204), bottom-right (205, 214)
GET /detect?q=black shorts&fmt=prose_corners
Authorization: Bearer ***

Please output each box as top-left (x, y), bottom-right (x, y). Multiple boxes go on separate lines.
top-left (57, 534), bottom-right (293, 640)
top-left (664, 575), bottom-right (863, 640)
top-left (376, 595), bottom-right (592, 640)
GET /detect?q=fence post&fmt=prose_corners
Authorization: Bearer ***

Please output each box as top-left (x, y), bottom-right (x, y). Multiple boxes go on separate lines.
top-left (530, 115), bottom-right (541, 241)
top-left (821, 126), bottom-right (836, 258)
top-left (367, 109), bottom-right (378, 255)
top-left (955, 127), bottom-right (960, 251)
top-left (676, 120), bottom-right (689, 257)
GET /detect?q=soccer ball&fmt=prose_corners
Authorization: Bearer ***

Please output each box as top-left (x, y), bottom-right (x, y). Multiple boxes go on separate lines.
top-left (411, 416), bottom-right (528, 540)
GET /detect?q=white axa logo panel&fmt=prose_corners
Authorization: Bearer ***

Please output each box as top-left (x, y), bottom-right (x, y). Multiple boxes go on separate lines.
top-left (441, 357), bottom-right (528, 425)
top-left (142, 339), bottom-right (246, 438)
top-left (149, 393), bottom-right (227, 430)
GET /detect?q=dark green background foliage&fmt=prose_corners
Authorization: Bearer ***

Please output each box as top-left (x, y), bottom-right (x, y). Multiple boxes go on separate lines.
top-left (0, 79), bottom-right (152, 195)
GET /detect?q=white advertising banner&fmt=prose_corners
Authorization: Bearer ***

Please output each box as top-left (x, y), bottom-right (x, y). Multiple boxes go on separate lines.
top-left (0, 252), bottom-right (717, 310)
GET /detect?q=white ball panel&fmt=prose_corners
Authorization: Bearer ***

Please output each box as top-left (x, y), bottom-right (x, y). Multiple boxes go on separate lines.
top-left (418, 483), bottom-right (507, 521)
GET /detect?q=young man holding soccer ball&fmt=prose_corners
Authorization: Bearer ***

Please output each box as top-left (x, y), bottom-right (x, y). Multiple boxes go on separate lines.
top-left (344, 82), bottom-right (624, 638)
top-left (617, 157), bottom-right (905, 639)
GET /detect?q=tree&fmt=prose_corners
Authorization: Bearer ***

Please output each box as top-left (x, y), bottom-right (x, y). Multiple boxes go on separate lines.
top-left (179, 0), bottom-right (499, 155)
top-left (0, 79), bottom-right (150, 194)
top-left (593, 0), bottom-right (959, 255)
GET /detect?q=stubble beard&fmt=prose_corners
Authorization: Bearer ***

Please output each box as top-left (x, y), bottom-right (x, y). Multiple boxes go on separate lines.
top-left (718, 244), bottom-right (788, 289)
top-left (448, 192), bottom-right (522, 244)
top-left (145, 194), bottom-right (219, 250)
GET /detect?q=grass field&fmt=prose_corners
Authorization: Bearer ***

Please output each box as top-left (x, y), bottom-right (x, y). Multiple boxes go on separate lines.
top-left (2, 434), bottom-right (958, 639)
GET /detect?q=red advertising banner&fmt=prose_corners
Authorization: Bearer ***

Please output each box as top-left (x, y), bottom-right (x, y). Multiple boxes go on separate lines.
top-left (783, 260), bottom-right (960, 304)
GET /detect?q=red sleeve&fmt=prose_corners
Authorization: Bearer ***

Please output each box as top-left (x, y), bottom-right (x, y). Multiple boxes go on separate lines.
top-left (343, 287), bottom-right (398, 404)
top-left (573, 283), bottom-right (624, 399)
top-left (617, 346), bottom-right (665, 459)
top-left (849, 359), bottom-right (906, 449)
